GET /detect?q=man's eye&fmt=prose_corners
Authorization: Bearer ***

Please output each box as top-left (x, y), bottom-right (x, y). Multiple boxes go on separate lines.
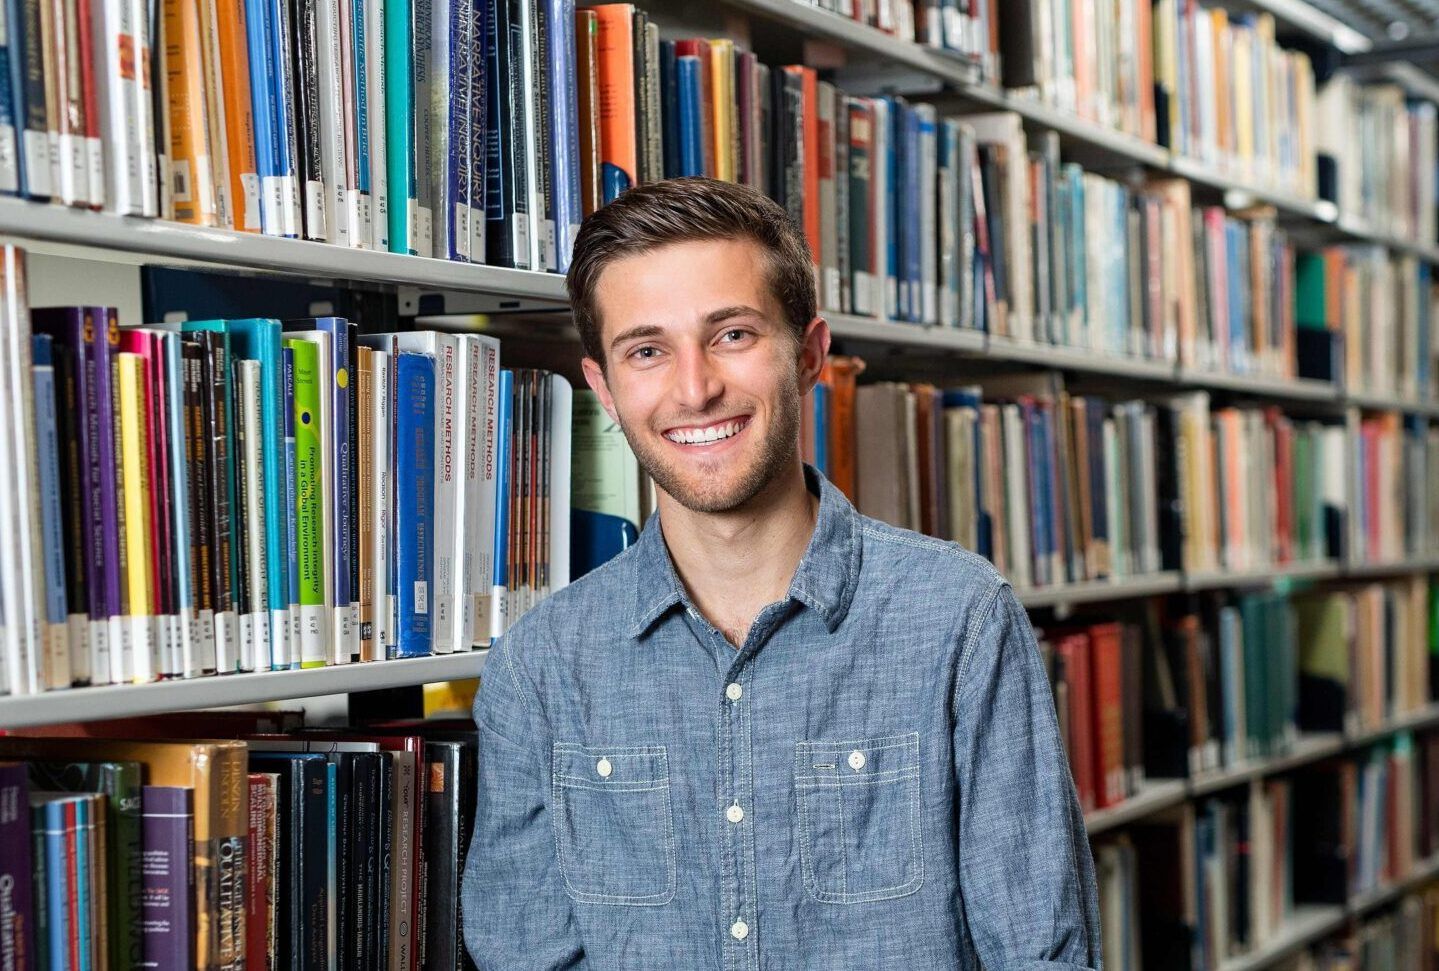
top-left (720, 329), bottom-right (749, 343)
top-left (631, 345), bottom-right (659, 360)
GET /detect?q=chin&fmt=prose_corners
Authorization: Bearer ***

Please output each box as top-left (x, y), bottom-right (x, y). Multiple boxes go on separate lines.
top-left (649, 457), bottom-right (772, 514)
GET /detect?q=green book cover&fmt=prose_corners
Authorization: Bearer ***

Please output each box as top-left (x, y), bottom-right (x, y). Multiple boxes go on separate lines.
top-left (27, 760), bottom-right (143, 970)
top-left (286, 337), bottom-right (327, 668)
top-left (1295, 251), bottom-right (1328, 330)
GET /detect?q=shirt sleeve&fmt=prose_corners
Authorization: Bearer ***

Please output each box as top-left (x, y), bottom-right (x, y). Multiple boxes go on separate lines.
top-left (951, 583), bottom-right (1102, 971)
top-left (462, 634), bottom-right (588, 970)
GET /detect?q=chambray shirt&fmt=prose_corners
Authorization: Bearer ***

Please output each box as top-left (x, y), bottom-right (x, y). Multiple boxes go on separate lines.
top-left (462, 466), bottom-right (1101, 970)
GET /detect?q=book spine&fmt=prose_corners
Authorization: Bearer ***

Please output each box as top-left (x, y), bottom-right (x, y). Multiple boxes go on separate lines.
top-left (47, 340), bottom-right (91, 682)
top-left (546, 0), bottom-right (576, 271)
top-left (117, 351), bottom-right (156, 683)
top-left (90, 0), bottom-right (136, 213)
top-left (244, 774), bottom-right (272, 971)
top-left (349, 0), bottom-right (370, 246)
top-left (286, 338), bottom-right (326, 667)
top-left (16, 0), bottom-right (50, 198)
top-left (292, 0), bottom-right (325, 240)
top-left (41, 802), bottom-right (70, 970)
top-left (394, 352), bottom-right (433, 657)
top-left (315, 0), bottom-right (347, 246)
top-left (407, 0), bottom-right (431, 255)
top-left (32, 335), bottom-right (74, 688)
top-left (356, 346), bottom-right (373, 659)
top-left (141, 334), bottom-right (179, 678)
top-left (140, 787), bottom-right (193, 971)
top-left (282, 346), bottom-right (300, 663)
top-left (0, 765), bottom-right (35, 970)
top-left (363, 0), bottom-right (385, 249)
top-left (198, 332), bottom-right (237, 673)
top-left (525, 0), bottom-right (547, 269)
top-left (239, 359), bottom-right (270, 671)
top-left (382, 0), bottom-right (408, 252)
top-left (487, 368), bottom-right (511, 643)
top-left (428, 0), bottom-right (450, 259)
top-left (181, 340), bottom-right (216, 674)
top-left (370, 349), bottom-right (391, 657)
top-left (317, 321), bottom-right (352, 662)
top-left (163, 338), bottom-right (195, 680)
top-left (215, 0), bottom-right (259, 229)
top-left (161, 0), bottom-right (215, 223)
top-left (0, 0), bottom-right (20, 194)
top-left (458, 337), bottom-right (481, 650)
top-left (432, 337), bottom-right (459, 653)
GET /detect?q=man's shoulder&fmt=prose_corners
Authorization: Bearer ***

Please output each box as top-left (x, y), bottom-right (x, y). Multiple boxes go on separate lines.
top-left (854, 512), bottom-right (1006, 596)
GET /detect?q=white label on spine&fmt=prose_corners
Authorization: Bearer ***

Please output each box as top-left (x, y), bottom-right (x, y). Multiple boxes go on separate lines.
top-left (110, 615), bottom-right (130, 683)
top-left (358, 195), bottom-right (372, 251)
top-left (240, 172), bottom-right (261, 230)
top-left (177, 607), bottom-right (195, 677)
top-left (261, 175), bottom-right (285, 235)
top-left (85, 138), bottom-right (104, 207)
top-left (346, 188), bottom-right (361, 248)
top-left (197, 608), bottom-right (217, 673)
top-left (414, 580), bottom-right (428, 615)
top-left (541, 219), bottom-right (556, 273)
top-left (306, 181), bottom-right (326, 239)
top-left (454, 203), bottom-right (468, 262)
top-left (0, 127), bottom-right (17, 193)
top-left (239, 612), bottom-right (255, 671)
top-left (334, 605), bottom-right (352, 664)
top-left (271, 608), bottom-right (290, 669)
top-left (514, 213), bottom-right (531, 269)
top-left (407, 198), bottom-right (419, 253)
top-left (417, 205), bottom-right (433, 257)
top-left (825, 268), bottom-right (841, 311)
top-left (299, 604), bottom-right (325, 666)
top-left (348, 602), bottom-right (359, 655)
top-left (469, 208), bottom-right (486, 266)
top-left (89, 620), bottom-right (110, 685)
top-left (290, 607), bottom-right (303, 666)
top-left (214, 609), bottom-right (236, 673)
top-left (67, 614), bottom-right (88, 683)
top-left (253, 615), bottom-right (272, 671)
top-left (130, 615), bottom-right (155, 683)
top-left (22, 131), bottom-right (50, 196)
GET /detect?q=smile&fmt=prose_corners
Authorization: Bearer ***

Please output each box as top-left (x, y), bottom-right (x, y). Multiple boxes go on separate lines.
top-left (663, 417), bottom-right (750, 446)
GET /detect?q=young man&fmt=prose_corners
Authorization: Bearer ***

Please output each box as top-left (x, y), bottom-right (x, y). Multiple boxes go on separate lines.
top-left (462, 179), bottom-right (1100, 969)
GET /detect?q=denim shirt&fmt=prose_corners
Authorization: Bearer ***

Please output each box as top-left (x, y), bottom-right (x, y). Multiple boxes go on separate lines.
top-left (462, 466), bottom-right (1102, 970)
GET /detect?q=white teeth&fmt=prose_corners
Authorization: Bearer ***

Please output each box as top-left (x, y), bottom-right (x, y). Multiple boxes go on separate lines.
top-left (668, 419), bottom-right (743, 445)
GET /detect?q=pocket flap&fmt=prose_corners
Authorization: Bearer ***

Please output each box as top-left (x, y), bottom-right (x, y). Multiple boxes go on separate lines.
top-left (553, 742), bottom-right (669, 790)
top-left (795, 732), bottom-right (920, 784)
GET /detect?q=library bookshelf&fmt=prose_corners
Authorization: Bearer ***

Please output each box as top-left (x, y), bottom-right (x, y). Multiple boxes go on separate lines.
top-left (2, 0), bottom-right (1438, 967)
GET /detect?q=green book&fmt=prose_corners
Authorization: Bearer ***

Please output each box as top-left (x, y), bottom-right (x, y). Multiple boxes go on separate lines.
top-left (27, 760), bottom-right (143, 970)
top-left (1295, 251), bottom-right (1328, 330)
top-left (286, 337), bottom-right (327, 668)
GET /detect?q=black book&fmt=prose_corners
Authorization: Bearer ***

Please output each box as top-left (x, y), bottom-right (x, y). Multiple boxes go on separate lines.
top-left (333, 752), bottom-right (356, 971)
top-left (484, 0), bottom-right (530, 268)
top-left (289, 0), bottom-right (327, 241)
top-left (1153, 405), bottom-right (1184, 573)
top-left (978, 145), bottom-right (1007, 314)
top-left (181, 339), bottom-right (214, 669)
top-left (530, 0), bottom-right (553, 267)
top-left (250, 753), bottom-right (330, 971)
top-left (659, 41), bottom-right (679, 180)
top-left (347, 320), bottom-right (360, 661)
top-left (373, 753), bottom-right (393, 971)
top-left (1292, 766), bottom-right (1349, 905)
top-left (48, 340), bottom-right (90, 664)
top-left (196, 331), bottom-right (236, 634)
top-left (17, 0), bottom-right (49, 200)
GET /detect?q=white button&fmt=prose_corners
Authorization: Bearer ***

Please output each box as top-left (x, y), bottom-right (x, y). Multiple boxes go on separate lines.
top-left (730, 920), bottom-right (749, 940)
top-left (725, 683), bottom-right (743, 701)
top-left (726, 803), bottom-right (745, 824)
top-left (848, 750), bottom-right (866, 771)
top-left (596, 758), bottom-right (613, 778)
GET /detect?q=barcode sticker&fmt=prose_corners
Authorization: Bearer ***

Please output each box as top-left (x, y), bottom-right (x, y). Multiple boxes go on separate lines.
top-left (414, 580), bottom-right (428, 615)
top-left (171, 159), bottom-right (193, 202)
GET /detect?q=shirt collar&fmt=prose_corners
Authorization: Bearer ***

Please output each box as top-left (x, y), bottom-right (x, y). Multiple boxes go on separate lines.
top-left (626, 464), bottom-right (862, 639)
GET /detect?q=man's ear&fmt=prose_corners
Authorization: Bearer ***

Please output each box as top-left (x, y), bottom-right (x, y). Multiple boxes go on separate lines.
top-left (581, 356), bottom-right (622, 425)
top-left (797, 316), bottom-right (832, 395)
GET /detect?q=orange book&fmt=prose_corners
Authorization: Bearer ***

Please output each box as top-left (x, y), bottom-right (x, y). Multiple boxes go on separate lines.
top-left (783, 65), bottom-right (820, 272)
top-left (1088, 622), bottom-right (1126, 809)
top-left (709, 39), bottom-right (736, 182)
top-left (575, 9), bottom-right (602, 215)
top-left (1053, 631), bottom-right (1096, 813)
top-left (162, 0), bottom-right (217, 224)
top-left (1135, 0), bottom-right (1156, 141)
top-left (824, 356), bottom-right (865, 500)
top-left (586, 3), bottom-right (638, 201)
top-left (214, 0), bottom-right (259, 229)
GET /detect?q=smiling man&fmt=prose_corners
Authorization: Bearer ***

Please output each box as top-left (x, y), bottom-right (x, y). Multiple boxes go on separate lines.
top-left (461, 178), bottom-right (1101, 970)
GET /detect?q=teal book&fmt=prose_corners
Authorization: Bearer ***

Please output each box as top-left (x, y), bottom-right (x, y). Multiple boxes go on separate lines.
top-left (385, 0), bottom-right (412, 253)
top-left (228, 318), bottom-right (294, 670)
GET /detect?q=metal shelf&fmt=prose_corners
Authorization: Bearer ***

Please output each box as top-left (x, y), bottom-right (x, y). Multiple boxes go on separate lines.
top-left (1014, 572), bottom-right (1184, 608)
top-left (825, 315), bottom-right (986, 352)
top-left (1084, 780), bottom-right (1189, 835)
top-left (0, 652), bottom-right (488, 729)
top-left (1350, 854), bottom-right (1439, 918)
top-left (1217, 905), bottom-right (1350, 971)
top-left (1188, 733), bottom-right (1347, 797)
top-left (1184, 561), bottom-right (1343, 592)
top-left (1343, 388), bottom-right (1439, 416)
top-left (1176, 368), bottom-right (1341, 404)
top-left (985, 338), bottom-right (1176, 382)
top-left (1342, 555), bottom-right (1439, 579)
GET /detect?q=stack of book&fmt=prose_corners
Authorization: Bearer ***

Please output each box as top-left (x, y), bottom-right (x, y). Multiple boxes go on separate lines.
top-left (1301, 893), bottom-right (1438, 969)
top-left (1316, 78), bottom-right (1439, 244)
top-left (2, 246), bottom-right (572, 696)
top-left (797, 0), bottom-right (997, 68)
top-left (1153, 5), bottom-right (1317, 198)
top-left (1350, 412), bottom-right (1439, 565)
top-left (0, 709), bottom-right (479, 971)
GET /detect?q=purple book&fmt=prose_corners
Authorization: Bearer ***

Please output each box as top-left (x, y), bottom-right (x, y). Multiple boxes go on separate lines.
top-left (31, 307), bottom-right (113, 683)
top-left (141, 786), bottom-right (194, 971)
top-left (92, 308), bottom-right (124, 684)
top-left (0, 762), bottom-right (36, 971)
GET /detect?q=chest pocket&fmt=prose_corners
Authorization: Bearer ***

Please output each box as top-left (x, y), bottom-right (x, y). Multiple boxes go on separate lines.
top-left (794, 732), bottom-right (924, 904)
top-left (551, 743), bottom-right (676, 906)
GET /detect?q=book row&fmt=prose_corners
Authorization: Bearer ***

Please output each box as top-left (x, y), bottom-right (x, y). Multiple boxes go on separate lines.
top-left (1094, 729), bottom-right (1439, 970)
top-left (1028, 578), bottom-right (1435, 817)
top-left (1279, 897), bottom-right (1439, 971)
top-left (0, 709), bottom-right (479, 971)
top-left (0, 248), bottom-right (572, 696)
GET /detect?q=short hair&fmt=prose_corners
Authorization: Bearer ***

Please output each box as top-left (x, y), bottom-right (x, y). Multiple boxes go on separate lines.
top-left (566, 178), bottom-right (816, 366)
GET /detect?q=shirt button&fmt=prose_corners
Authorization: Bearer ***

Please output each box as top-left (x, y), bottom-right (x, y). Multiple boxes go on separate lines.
top-left (726, 803), bottom-right (745, 824)
top-left (730, 919), bottom-right (749, 941)
top-left (596, 758), bottom-right (613, 778)
top-left (725, 683), bottom-right (743, 702)
top-left (848, 750), bottom-right (866, 771)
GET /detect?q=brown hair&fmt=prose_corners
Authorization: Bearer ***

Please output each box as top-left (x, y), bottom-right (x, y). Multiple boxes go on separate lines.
top-left (566, 177), bottom-right (816, 366)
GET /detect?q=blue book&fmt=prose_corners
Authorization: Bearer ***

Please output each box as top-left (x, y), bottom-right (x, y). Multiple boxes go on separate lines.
top-left (659, 41), bottom-right (678, 180)
top-left (394, 352), bottom-right (435, 657)
top-left (74, 796), bottom-right (92, 970)
top-left (0, 0), bottom-right (16, 195)
top-left (488, 369), bottom-right (513, 642)
top-left (1023, 401), bottom-right (1049, 587)
top-left (284, 317), bottom-right (354, 659)
top-left (264, 0), bottom-right (302, 235)
top-left (245, 0), bottom-right (280, 233)
top-left (282, 347), bottom-right (300, 666)
top-left (36, 797), bottom-right (71, 971)
top-left (905, 105), bottom-right (924, 322)
top-left (676, 56), bottom-right (703, 178)
top-left (352, 0), bottom-right (371, 237)
top-left (884, 98), bottom-right (901, 321)
top-left (812, 383), bottom-right (829, 477)
top-left (161, 335), bottom-right (196, 675)
top-left (325, 760), bottom-right (339, 969)
top-left (31, 334), bottom-right (71, 664)
top-left (229, 319), bottom-right (292, 669)
top-left (546, 0), bottom-right (581, 271)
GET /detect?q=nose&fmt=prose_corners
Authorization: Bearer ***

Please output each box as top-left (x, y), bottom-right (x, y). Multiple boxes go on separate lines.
top-left (673, 342), bottom-right (724, 413)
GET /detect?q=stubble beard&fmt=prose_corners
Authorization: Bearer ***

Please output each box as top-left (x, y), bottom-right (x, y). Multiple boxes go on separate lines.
top-left (619, 378), bottom-right (803, 515)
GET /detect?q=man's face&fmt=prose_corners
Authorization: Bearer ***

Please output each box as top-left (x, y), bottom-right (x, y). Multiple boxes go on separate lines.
top-left (580, 237), bottom-right (828, 515)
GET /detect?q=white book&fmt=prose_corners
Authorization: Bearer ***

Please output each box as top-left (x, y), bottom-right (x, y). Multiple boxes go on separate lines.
top-left (130, 0), bottom-right (158, 215)
top-left (463, 336), bottom-right (499, 647)
top-left (430, 0), bottom-right (452, 260)
top-left (517, 0), bottom-right (542, 270)
top-left (365, 0), bottom-right (388, 251)
top-left (239, 361), bottom-right (270, 670)
top-left (92, 0), bottom-right (139, 211)
top-left (1000, 404), bottom-right (1032, 590)
top-left (432, 334), bottom-right (462, 652)
top-left (195, 0), bottom-right (231, 225)
top-left (871, 99), bottom-right (893, 321)
top-left (370, 349), bottom-right (391, 657)
top-left (316, 0), bottom-right (349, 246)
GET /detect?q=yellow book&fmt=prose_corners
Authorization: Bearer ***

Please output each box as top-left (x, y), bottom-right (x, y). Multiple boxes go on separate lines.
top-left (117, 352), bottom-right (156, 681)
top-left (163, 0), bottom-right (218, 224)
top-left (709, 40), bottom-right (736, 183)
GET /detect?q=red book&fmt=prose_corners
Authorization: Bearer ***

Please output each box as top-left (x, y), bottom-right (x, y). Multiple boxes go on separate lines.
top-left (1054, 632), bottom-right (1096, 813)
top-left (783, 65), bottom-right (821, 271)
top-left (246, 772), bottom-right (277, 971)
top-left (1088, 622), bottom-right (1126, 809)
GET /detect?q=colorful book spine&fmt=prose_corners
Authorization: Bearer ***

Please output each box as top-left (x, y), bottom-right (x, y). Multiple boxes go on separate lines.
top-left (180, 339), bottom-right (218, 675)
top-left (140, 786), bottom-right (193, 971)
top-left (487, 368), bottom-right (512, 644)
top-left (363, 0), bottom-right (387, 250)
top-left (369, 349), bottom-right (391, 657)
top-left (31, 334), bottom-right (73, 690)
top-left (351, 0), bottom-right (372, 248)
top-left (216, 0), bottom-right (260, 230)
top-left (384, 0), bottom-right (411, 253)
top-left (285, 337), bottom-right (326, 668)
top-left (117, 351), bottom-right (156, 682)
top-left (469, 336), bottom-right (499, 646)
top-left (0, 0), bottom-right (18, 194)
top-left (282, 345), bottom-right (300, 664)
top-left (0, 764), bottom-right (35, 970)
top-left (34, 799), bottom-right (69, 970)
top-left (236, 359), bottom-right (269, 671)
top-left (161, 0), bottom-right (217, 224)
top-left (394, 352), bottom-right (434, 657)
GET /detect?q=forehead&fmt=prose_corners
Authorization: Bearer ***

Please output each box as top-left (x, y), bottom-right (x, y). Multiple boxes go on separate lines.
top-left (592, 237), bottom-right (778, 332)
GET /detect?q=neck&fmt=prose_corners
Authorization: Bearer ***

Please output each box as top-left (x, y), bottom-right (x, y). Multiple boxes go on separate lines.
top-left (657, 460), bottom-right (819, 646)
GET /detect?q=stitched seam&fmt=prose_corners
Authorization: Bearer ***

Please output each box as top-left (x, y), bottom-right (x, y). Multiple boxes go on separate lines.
top-left (836, 773), bottom-right (848, 898)
top-left (797, 734), bottom-right (921, 754)
top-left (553, 744), bottom-right (668, 756)
top-left (795, 770), bottom-right (921, 789)
top-left (554, 778), bottom-right (671, 793)
top-left (954, 581), bottom-right (1007, 696)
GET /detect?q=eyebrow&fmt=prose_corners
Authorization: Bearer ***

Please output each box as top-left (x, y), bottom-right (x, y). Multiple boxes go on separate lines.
top-left (607, 306), bottom-right (769, 351)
